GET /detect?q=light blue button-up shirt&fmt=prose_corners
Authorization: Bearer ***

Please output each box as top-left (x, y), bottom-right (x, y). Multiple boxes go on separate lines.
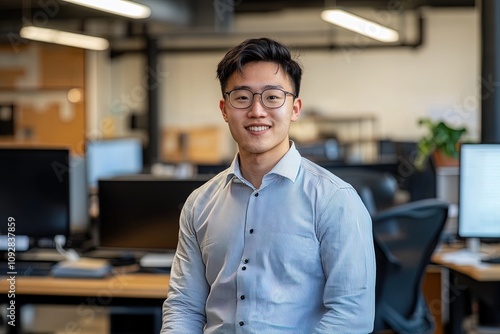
top-left (162, 143), bottom-right (375, 334)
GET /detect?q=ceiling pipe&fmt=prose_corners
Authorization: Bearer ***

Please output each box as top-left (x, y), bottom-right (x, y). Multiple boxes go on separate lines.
top-left (109, 11), bottom-right (424, 57)
top-left (135, 0), bottom-right (191, 25)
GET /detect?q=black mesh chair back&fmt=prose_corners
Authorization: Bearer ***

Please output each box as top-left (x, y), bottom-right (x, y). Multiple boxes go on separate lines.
top-left (328, 168), bottom-right (399, 215)
top-left (372, 198), bottom-right (448, 333)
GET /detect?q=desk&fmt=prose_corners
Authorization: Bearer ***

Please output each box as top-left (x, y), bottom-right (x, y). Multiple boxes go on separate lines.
top-left (0, 273), bottom-right (169, 334)
top-left (432, 247), bottom-right (500, 334)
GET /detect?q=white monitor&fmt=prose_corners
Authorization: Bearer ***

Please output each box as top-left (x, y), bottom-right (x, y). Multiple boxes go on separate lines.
top-left (86, 138), bottom-right (143, 189)
top-left (458, 143), bottom-right (500, 239)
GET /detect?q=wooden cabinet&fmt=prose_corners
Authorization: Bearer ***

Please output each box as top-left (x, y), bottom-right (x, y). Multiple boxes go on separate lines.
top-left (0, 44), bottom-right (85, 155)
top-left (161, 126), bottom-right (225, 163)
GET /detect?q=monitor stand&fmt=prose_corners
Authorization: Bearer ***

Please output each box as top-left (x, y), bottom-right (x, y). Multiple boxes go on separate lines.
top-left (438, 237), bottom-right (483, 266)
top-left (451, 237), bottom-right (484, 263)
top-left (466, 237), bottom-right (481, 254)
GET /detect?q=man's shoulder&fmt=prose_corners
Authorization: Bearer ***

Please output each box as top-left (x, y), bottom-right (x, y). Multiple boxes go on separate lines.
top-left (299, 158), bottom-right (351, 189)
top-left (186, 170), bottom-right (229, 202)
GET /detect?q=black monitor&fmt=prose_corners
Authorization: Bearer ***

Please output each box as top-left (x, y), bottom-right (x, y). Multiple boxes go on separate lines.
top-left (97, 175), bottom-right (209, 252)
top-left (196, 163), bottom-right (230, 176)
top-left (0, 148), bottom-right (71, 250)
top-left (458, 143), bottom-right (500, 240)
top-left (86, 138), bottom-right (143, 189)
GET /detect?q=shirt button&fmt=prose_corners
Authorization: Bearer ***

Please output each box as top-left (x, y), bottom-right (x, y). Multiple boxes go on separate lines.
top-left (244, 259), bottom-right (249, 263)
top-left (239, 321), bottom-right (245, 326)
top-left (254, 193), bottom-right (259, 197)
top-left (242, 266), bottom-right (247, 270)
top-left (249, 229), bottom-right (254, 234)
top-left (240, 295), bottom-right (245, 300)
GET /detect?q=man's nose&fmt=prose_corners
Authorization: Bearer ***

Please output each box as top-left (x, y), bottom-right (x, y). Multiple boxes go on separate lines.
top-left (247, 94), bottom-right (268, 117)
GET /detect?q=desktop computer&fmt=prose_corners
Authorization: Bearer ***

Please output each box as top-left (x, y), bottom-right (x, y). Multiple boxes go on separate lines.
top-left (90, 175), bottom-right (210, 267)
top-left (86, 137), bottom-right (143, 190)
top-left (458, 144), bottom-right (500, 241)
top-left (455, 143), bottom-right (500, 331)
top-left (0, 148), bottom-right (71, 250)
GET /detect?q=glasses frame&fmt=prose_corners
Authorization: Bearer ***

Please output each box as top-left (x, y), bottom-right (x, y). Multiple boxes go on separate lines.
top-left (224, 88), bottom-right (297, 109)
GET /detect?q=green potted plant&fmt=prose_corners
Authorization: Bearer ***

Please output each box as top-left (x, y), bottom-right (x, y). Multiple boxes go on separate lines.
top-left (414, 118), bottom-right (467, 171)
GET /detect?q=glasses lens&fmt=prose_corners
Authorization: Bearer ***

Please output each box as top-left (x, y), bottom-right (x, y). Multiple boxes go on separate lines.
top-left (229, 89), bottom-right (253, 109)
top-left (261, 89), bottom-right (286, 108)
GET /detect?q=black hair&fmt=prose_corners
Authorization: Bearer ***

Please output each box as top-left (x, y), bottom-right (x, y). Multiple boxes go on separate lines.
top-left (216, 37), bottom-right (302, 97)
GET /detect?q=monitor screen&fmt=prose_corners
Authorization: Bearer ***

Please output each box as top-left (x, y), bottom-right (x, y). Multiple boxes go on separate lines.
top-left (0, 148), bottom-right (70, 240)
top-left (86, 138), bottom-right (143, 188)
top-left (196, 163), bottom-right (230, 176)
top-left (458, 143), bottom-right (500, 239)
top-left (97, 176), bottom-right (209, 251)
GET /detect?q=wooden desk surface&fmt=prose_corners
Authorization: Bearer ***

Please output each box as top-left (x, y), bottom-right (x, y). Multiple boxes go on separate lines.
top-left (432, 246), bottom-right (500, 281)
top-left (0, 273), bottom-right (170, 299)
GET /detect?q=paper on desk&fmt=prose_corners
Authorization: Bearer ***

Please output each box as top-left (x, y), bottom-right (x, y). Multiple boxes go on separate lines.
top-left (51, 258), bottom-right (113, 278)
top-left (441, 249), bottom-right (491, 267)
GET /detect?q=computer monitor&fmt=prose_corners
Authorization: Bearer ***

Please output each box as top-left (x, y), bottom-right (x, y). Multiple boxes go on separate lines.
top-left (86, 138), bottom-right (143, 189)
top-left (196, 163), bottom-right (230, 176)
top-left (0, 148), bottom-right (71, 250)
top-left (458, 143), bottom-right (500, 240)
top-left (97, 175), bottom-right (209, 252)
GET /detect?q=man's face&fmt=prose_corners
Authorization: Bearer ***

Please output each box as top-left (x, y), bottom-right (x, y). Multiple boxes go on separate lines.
top-left (219, 61), bottom-right (302, 160)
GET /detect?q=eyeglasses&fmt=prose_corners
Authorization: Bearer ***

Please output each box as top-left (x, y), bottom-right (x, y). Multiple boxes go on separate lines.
top-left (224, 88), bottom-right (296, 109)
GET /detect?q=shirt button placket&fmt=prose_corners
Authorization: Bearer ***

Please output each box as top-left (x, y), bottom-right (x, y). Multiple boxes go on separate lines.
top-left (239, 255), bottom-right (249, 329)
top-left (239, 191), bottom-right (257, 332)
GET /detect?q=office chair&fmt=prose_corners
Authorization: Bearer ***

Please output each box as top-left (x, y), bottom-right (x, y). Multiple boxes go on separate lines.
top-left (371, 198), bottom-right (449, 334)
top-left (328, 168), bottom-right (399, 215)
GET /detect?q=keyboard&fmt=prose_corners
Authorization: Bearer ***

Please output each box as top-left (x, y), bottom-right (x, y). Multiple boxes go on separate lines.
top-left (0, 261), bottom-right (55, 276)
top-left (481, 256), bottom-right (500, 264)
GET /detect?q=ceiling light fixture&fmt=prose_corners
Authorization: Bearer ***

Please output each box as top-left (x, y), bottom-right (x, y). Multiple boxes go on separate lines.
top-left (20, 26), bottom-right (109, 51)
top-left (62, 0), bottom-right (151, 19)
top-left (321, 9), bottom-right (399, 43)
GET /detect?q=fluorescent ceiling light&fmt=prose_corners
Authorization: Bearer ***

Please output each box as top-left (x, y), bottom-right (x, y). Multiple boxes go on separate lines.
top-left (63, 0), bottom-right (151, 19)
top-left (321, 9), bottom-right (399, 43)
top-left (20, 26), bottom-right (109, 51)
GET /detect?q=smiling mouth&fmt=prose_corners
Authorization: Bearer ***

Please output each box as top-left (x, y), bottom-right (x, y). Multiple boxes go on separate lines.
top-left (246, 126), bottom-right (270, 132)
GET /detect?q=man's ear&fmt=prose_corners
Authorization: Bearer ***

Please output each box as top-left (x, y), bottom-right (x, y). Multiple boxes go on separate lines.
top-left (220, 99), bottom-right (228, 122)
top-left (291, 97), bottom-right (302, 122)
top-left (220, 99), bottom-right (229, 122)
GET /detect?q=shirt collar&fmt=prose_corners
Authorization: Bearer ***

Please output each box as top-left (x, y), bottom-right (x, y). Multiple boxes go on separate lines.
top-left (224, 141), bottom-right (301, 188)
top-left (224, 157), bottom-right (243, 187)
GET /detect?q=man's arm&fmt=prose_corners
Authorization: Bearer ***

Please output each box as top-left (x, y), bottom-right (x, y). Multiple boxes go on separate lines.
top-left (161, 198), bottom-right (210, 333)
top-left (313, 186), bottom-right (376, 334)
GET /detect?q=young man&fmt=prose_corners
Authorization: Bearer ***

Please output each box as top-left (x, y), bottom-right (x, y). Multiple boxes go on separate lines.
top-left (161, 37), bottom-right (375, 333)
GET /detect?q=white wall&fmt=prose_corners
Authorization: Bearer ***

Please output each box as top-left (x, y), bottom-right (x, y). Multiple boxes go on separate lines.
top-left (94, 7), bottom-right (479, 161)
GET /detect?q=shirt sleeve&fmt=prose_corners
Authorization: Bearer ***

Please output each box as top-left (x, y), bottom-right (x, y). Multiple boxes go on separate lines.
top-left (313, 186), bottom-right (376, 334)
top-left (160, 193), bottom-right (209, 334)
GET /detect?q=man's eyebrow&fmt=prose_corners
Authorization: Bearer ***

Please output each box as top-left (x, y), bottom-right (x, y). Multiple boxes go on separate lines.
top-left (263, 84), bottom-right (285, 90)
top-left (231, 85), bottom-right (252, 91)
top-left (230, 85), bottom-right (285, 91)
